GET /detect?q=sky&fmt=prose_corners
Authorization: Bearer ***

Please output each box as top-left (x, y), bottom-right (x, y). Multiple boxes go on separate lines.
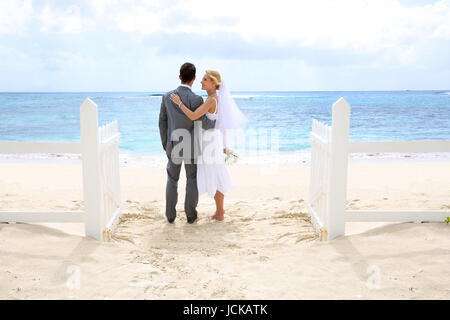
top-left (0, 0), bottom-right (449, 92)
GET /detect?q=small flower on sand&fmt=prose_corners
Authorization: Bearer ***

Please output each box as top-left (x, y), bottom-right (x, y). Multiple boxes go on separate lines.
top-left (445, 217), bottom-right (450, 224)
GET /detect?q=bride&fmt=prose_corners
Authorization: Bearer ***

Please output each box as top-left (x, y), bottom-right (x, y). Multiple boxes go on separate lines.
top-left (170, 70), bottom-right (247, 221)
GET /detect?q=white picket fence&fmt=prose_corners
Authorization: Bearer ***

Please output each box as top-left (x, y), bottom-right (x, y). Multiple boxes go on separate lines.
top-left (98, 120), bottom-right (122, 240)
top-left (0, 98), bottom-right (122, 241)
top-left (308, 119), bottom-right (332, 240)
top-left (308, 97), bottom-right (450, 241)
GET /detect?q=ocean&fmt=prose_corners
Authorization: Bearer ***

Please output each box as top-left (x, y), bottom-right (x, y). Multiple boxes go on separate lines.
top-left (1, 90), bottom-right (449, 166)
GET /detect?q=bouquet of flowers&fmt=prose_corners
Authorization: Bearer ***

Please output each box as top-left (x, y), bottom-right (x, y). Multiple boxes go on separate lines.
top-left (224, 148), bottom-right (239, 165)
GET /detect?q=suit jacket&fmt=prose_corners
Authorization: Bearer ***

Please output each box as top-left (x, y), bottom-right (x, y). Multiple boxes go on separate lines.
top-left (159, 85), bottom-right (216, 162)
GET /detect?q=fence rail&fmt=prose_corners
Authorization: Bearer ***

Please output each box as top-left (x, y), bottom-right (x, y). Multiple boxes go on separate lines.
top-left (345, 210), bottom-right (449, 222)
top-left (307, 97), bottom-right (450, 241)
top-left (0, 142), bottom-right (81, 154)
top-left (349, 140), bottom-right (450, 153)
top-left (0, 211), bottom-right (84, 223)
top-left (0, 98), bottom-right (122, 241)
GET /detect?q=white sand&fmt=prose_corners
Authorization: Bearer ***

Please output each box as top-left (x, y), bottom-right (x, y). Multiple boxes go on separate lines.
top-left (0, 161), bottom-right (449, 299)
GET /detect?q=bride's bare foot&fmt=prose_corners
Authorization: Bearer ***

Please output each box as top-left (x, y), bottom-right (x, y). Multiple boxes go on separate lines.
top-left (211, 211), bottom-right (225, 221)
top-left (208, 211), bottom-right (217, 219)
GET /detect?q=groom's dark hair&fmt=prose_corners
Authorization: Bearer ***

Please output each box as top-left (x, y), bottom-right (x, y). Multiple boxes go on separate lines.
top-left (180, 62), bottom-right (196, 83)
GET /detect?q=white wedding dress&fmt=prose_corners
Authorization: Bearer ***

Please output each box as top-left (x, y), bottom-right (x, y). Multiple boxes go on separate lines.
top-left (197, 97), bottom-right (235, 197)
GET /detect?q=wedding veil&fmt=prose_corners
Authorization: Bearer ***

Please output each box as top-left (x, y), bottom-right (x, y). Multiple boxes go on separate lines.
top-left (216, 81), bottom-right (248, 148)
top-left (215, 81), bottom-right (248, 148)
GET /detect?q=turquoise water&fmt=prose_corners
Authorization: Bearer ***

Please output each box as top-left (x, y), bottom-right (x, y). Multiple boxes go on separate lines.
top-left (1, 91), bottom-right (449, 157)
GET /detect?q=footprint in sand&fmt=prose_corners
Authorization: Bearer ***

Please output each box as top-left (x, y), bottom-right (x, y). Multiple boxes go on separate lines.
top-left (129, 279), bottom-right (154, 288)
top-left (277, 232), bottom-right (297, 240)
top-left (289, 202), bottom-right (306, 210)
top-left (295, 233), bottom-right (318, 243)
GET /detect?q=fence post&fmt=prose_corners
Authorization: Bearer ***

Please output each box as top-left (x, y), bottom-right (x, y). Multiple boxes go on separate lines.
top-left (327, 98), bottom-right (350, 240)
top-left (80, 98), bottom-right (103, 240)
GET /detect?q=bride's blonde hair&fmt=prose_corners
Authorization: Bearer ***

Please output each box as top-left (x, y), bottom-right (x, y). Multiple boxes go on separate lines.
top-left (205, 70), bottom-right (221, 89)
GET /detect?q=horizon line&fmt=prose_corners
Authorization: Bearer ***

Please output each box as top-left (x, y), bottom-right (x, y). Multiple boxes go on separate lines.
top-left (0, 89), bottom-right (449, 94)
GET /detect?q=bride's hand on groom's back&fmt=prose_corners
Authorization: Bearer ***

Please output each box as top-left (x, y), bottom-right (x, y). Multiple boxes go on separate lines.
top-left (170, 93), bottom-right (182, 107)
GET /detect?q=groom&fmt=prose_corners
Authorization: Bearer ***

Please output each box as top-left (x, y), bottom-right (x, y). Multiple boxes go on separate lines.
top-left (159, 62), bottom-right (216, 224)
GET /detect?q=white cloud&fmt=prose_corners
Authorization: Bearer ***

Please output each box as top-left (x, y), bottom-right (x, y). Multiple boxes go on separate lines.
top-left (156, 0), bottom-right (449, 69)
top-left (79, 0), bottom-right (450, 51)
top-left (83, 0), bottom-right (170, 33)
top-left (0, 0), bottom-right (32, 35)
top-left (40, 4), bottom-right (82, 34)
top-left (88, 0), bottom-right (120, 15)
top-left (2, 0), bottom-right (449, 91)
top-left (80, 0), bottom-right (450, 68)
top-left (115, 6), bottom-right (168, 34)
top-left (176, 0), bottom-right (450, 49)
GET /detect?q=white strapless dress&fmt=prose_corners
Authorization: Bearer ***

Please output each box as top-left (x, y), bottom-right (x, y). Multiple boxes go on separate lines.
top-left (197, 98), bottom-right (235, 197)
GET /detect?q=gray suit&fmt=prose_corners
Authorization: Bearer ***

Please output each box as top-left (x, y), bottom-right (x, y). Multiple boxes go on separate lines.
top-left (158, 85), bottom-right (216, 223)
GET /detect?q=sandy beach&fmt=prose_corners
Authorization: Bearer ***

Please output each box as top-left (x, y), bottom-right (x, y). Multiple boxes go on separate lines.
top-left (0, 160), bottom-right (449, 299)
